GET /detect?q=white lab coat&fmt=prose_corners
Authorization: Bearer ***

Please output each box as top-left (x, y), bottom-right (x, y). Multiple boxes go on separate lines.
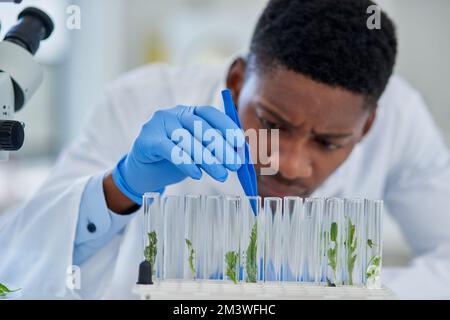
top-left (0, 63), bottom-right (449, 299)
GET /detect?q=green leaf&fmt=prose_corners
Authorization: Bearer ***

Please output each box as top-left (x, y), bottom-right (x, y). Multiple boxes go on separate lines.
top-left (144, 231), bottom-right (158, 276)
top-left (327, 248), bottom-right (337, 271)
top-left (372, 255), bottom-right (381, 267)
top-left (330, 222), bottom-right (338, 242)
top-left (366, 255), bottom-right (382, 280)
top-left (345, 217), bottom-right (358, 285)
top-left (327, 222), bottom-right (339, 283)
top-left (367, 239), bottom-right (374, 248)
top-left (0, 283), bottom-right (20, 296)
top-left (327, 222), bottom-right (338, 278)
top-left (245, 221), bottom-right (258, 283)
top-left (350, 255), bottom-right (357, 267)
top-left (225, 251), bottom-right (239, 284)
top-left (349, 223), bottom-right (356, 246)
top-left (185, 238), bottom-right (196, 277)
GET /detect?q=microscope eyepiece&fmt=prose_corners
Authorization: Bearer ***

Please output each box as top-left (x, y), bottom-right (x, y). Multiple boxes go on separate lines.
top-left (4, 7), bottom-right (54, 55)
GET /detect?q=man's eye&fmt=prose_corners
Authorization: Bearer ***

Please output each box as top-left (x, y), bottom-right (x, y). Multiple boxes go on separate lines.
top-left (316, 139), bottom-right (341, 151)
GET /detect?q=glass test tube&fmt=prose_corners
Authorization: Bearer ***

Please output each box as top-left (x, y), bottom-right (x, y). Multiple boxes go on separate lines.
top-left (264, 197), bottom-right (283, 282)
top-left (162, 195), bottom-right (185, 280)
top-left (323, 198), bottom-right (344, 286)
top-left (256, 200), bottom-right (266, 282)
top-left (365, 199), bottom-right (383, 289)
top-left (223, 195), bottom-right (241, 284)
top-left (203, 195), bottom-right (224, 280)
top-left (282, 197), bottom-right (304, 282)
top-left (303, 198), bottom-right (324, 283)
top-left (240, 196), bottom-right (262, 283)
top-left (143, 193), bottom-right (163, 280)
top-left (343, 198), bottom-right (365, 286)
top-left (184, 195), bottom-right (202, 280)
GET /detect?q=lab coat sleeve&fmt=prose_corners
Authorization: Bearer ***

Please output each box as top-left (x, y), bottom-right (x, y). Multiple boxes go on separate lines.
top-left (73, 172), bottom-right (137, 266)
top-left (383, 88), bottom-right (450, 298)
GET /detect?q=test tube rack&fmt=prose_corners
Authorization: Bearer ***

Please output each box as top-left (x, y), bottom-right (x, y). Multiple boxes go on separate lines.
top-left (137, 193), bottom-right (386, 299)
top-left (133, 281), bottom-right (396, 300)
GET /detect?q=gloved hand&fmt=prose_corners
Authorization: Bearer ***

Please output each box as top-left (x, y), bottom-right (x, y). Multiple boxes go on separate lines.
top-left (112, 105), bottom-right (245, 205)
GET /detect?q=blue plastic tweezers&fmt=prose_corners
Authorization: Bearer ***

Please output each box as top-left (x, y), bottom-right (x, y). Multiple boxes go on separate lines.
top-left (221, 89), bottom-right (258, 215)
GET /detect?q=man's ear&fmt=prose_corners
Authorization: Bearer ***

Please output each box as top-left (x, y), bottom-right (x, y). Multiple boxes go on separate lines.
top-left (362, 108), bottom-right (377, 138)
top-left (226, 57), bottom-right (247, 111)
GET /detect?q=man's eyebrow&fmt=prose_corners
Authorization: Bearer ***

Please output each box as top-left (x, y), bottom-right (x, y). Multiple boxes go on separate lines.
top-left (257, 101), bottom-right (355, 138)
top-left (256, 102), bottom-right (294, 127)
top-left (312, 131), bottom-right (354, 139)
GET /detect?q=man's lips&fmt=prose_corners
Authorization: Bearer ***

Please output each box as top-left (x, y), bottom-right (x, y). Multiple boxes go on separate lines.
top-left (260, 177), bottom-right (310, 198)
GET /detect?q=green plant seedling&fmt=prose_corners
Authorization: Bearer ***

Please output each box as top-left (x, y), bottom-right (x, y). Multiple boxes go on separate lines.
top-left (0, 283), bottom-right (20, 298)
top-left (245, 221), bottom-right (258, 283)
top-left (225, 251), bottom-right (239, 284)
top-left (345, 217), bottom-right (357, 285)
top-left (185, 238), bottom-right (196, 277)
top-left (144, 231), bottom-right (157, 276)
top-left (327, 222), bottom-right (338, 286)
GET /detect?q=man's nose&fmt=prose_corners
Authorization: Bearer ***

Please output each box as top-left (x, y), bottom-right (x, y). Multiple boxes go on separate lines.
top-left (279, 140), bottom-right (313, 180)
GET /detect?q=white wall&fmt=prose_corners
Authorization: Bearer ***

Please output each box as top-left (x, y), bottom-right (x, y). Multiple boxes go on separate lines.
top-left (379, 0), bottom-right (450, 145)
top-left (375, 0), bottom-right (450, 265)
top-left (122, 0), bottom-right (267, 69)
top-left (58, 0), bottom-right (128, 145)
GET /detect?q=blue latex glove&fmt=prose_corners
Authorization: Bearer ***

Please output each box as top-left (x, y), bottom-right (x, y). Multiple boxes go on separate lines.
top-left (112, 105), bottom-right (245, 205)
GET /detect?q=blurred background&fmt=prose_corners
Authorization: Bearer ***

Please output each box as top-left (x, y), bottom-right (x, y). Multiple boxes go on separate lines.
top-left (0, 0), bottom-right (449, 267)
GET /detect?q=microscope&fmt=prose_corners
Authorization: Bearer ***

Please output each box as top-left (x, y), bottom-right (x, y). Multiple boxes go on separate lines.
top-left (0, 3), bottom-right (54, 161)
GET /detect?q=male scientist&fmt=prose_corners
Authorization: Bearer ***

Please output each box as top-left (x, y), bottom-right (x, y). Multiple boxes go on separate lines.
top-left (0, 0), bottom-right (449, 299)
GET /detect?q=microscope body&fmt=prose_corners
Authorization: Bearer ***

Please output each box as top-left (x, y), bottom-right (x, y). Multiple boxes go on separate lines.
top-left (0, 7), bottom-right (53, 160)
top-left (0, 41), bottom-right (44, 160)
top-left (0, 70), bottom-right (15, 161)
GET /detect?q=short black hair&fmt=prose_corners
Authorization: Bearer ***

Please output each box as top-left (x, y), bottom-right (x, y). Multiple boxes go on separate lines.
top-left (249, 0), bottom-right (397, 104)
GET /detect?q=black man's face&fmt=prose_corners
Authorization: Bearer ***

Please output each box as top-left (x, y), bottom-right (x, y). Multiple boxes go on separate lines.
top-left (227, 59), bottom-right (376, 198)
